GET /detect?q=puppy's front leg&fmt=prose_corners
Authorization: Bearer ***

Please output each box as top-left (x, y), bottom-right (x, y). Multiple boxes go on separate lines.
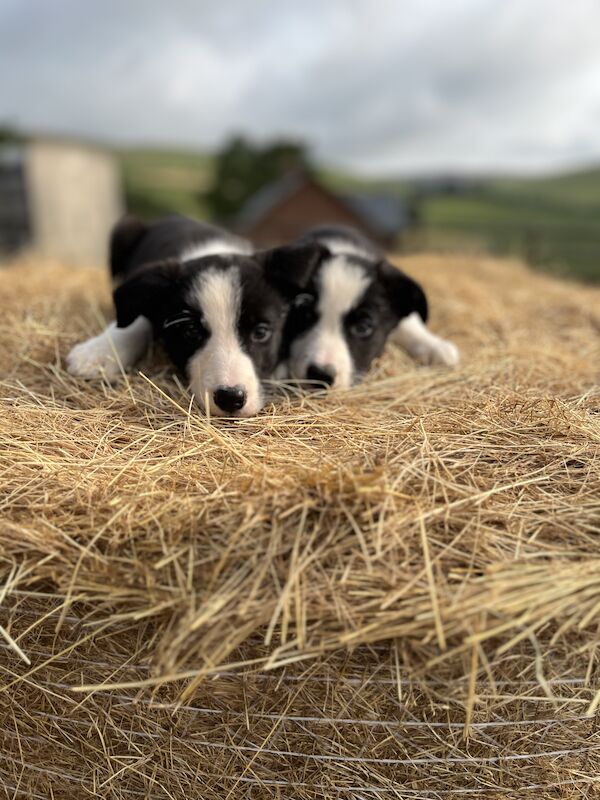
top-left (393, 312), bottom-right (459, 367)
top-left (66, 317), bottom-right (152, 378)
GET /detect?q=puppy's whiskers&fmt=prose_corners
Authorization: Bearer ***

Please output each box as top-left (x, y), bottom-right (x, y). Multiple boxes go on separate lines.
top-left (163, 312), bottom-right (194, 329)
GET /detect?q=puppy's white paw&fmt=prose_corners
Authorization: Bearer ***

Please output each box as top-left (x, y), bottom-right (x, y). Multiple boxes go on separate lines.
top-left (66, 335), bottom-right (123, 379)
top-left (67, 319), bottom-right (152, 379)
top-left (414, 338), bottom-right (460, 367)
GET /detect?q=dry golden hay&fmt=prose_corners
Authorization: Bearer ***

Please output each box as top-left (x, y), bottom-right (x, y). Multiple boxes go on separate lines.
top-left (0, 252), bottom-right (599, 799)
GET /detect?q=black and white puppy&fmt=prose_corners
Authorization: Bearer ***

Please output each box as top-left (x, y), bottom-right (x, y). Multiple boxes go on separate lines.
top-left (66, 215), bottom-right (322, 417)
top-left (282, 225), bottom-right (459, 388)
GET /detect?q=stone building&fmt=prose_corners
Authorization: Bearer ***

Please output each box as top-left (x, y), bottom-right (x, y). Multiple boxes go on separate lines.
top-left (0, 136), bottom-right (122, 265)
top-left (236, 172), bottom-right (406, 248)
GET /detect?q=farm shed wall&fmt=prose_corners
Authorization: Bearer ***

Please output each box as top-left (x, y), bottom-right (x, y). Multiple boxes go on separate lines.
top-left (0, 145), bottom-right (30, 254)
top-left (240, 181), bottom-right (380, 247)
top-left (25, 138), bottom-right (123, 265)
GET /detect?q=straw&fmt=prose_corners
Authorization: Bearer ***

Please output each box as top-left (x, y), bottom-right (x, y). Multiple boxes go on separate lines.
top-left (1, 252), bottom-right (599, 798)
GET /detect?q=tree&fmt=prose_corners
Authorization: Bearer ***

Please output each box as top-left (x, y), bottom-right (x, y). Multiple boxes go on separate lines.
top-left (204, 135), bottom-right (312, 222)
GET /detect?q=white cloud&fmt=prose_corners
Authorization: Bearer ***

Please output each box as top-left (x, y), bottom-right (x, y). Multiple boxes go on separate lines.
top-left (1, 0), bottom-right (599, 174)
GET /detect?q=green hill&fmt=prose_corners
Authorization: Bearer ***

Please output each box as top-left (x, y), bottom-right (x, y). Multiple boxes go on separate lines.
top-left (117, 149), bottom-right (600, 282)
top-left (118, 148), bottom-right (214, 219)
top-left (418, 169), bottom-right (600, 281)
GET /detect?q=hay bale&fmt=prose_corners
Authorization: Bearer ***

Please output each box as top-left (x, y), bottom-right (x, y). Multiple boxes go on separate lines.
top-left (1, 253), bottom-right (599, 798)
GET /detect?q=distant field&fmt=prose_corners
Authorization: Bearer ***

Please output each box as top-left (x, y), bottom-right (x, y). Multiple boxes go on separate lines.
top-left (118, 148), bottom-right (214, 220)
top-left (419, 170), bottom-right (600, 282)
top-left (325, 167), bottom-right (600, 282)
top-left (118, 149), bottom-right (600, 282)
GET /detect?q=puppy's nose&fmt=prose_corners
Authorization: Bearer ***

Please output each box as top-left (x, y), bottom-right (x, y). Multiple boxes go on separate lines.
top-left (213, 385), bottom-right (247, 413)
top-left (306, 364), bottom-right (336, 387)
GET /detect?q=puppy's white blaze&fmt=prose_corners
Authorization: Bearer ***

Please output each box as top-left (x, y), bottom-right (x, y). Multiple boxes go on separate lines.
top-left (393, 311), bottom-right (460, 367)
top-left (180, 238), bottom-right (252, 262)
top-left (319, 237), bottom-right (374, 260)
top-left (319, 256), bottom-right (370, 323)
top-left (187, 268), bottom-right (262, 416)
top-left (66, 317), bottom-right (152, 378)
top-left (290, 255), bottom-right (370, 389)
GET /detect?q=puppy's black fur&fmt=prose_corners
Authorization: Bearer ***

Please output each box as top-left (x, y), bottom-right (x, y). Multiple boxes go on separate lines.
top-left (111, 215), bottom-right (321, 376)
top-left (282, 224), bottom-right (428, 384)
top-left (68, 214), bottom-right (324, 416)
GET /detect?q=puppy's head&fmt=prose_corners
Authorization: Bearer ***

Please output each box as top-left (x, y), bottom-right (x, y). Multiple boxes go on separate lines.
top-left (285, 252), bottom-right (428, 389)
top-left (113, 244), bottom-right (323, 417)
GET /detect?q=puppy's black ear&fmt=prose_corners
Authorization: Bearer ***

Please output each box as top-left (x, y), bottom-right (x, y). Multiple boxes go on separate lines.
top-left (113, 262), bottom-right (179, 328)
top-left (260, 242), bottom-right (329, 297)
top-left (377, 260), bottom-right (428, 323)
top-left (110, 215), bottom-right (147, 278)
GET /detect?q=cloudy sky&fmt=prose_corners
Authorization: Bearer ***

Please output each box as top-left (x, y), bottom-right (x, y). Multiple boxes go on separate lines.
top-left (1, 0), bottom-right (599, 176)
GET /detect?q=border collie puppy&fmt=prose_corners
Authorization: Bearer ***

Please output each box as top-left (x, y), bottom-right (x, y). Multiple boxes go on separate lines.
top-left (282, 225), bottom-right (459, 388)
top-left (66, 215), bottom-right (323, 417)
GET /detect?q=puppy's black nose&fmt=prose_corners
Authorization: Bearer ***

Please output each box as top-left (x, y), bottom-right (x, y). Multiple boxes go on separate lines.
top-left (306, 364), bottom-right (336, 387)
top-left (213, 385), bottom-right (247, 413)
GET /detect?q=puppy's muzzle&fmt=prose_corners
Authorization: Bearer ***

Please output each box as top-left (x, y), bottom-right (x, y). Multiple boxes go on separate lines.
top-left (213, 385), bottom-right (247, 414)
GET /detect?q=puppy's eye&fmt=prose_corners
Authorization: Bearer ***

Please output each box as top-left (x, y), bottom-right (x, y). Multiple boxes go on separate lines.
top-left (293, 293), bottom-right (314, 309)
top-left (350, 318), bottom-right (374, 338)
top-left (181, 323), bottom-right (204, 342)
top-left (251, 323), bottom-right (273, 343)
top-left (163, 313), bottom-right (206, 340)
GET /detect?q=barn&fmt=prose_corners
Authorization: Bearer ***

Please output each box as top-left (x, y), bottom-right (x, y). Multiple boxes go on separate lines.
top-left (0, 136), bottom-right (122, 265)
top-left (235, 171), bottom-right (407, 248)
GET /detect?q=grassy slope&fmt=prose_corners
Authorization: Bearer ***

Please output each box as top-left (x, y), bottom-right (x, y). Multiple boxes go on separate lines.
top-left (118, 148), bottom-right (214, 219)
top-left (419, 169), bottom-right (600, 281)
top-left (325, 166), bottom-right (600, 281)
top-left (117, 149), bottom-right (600, 281)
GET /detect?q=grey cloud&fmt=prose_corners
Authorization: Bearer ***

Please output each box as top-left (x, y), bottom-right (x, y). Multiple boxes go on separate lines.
top-left (1, 0), bottom-right (599, 174)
